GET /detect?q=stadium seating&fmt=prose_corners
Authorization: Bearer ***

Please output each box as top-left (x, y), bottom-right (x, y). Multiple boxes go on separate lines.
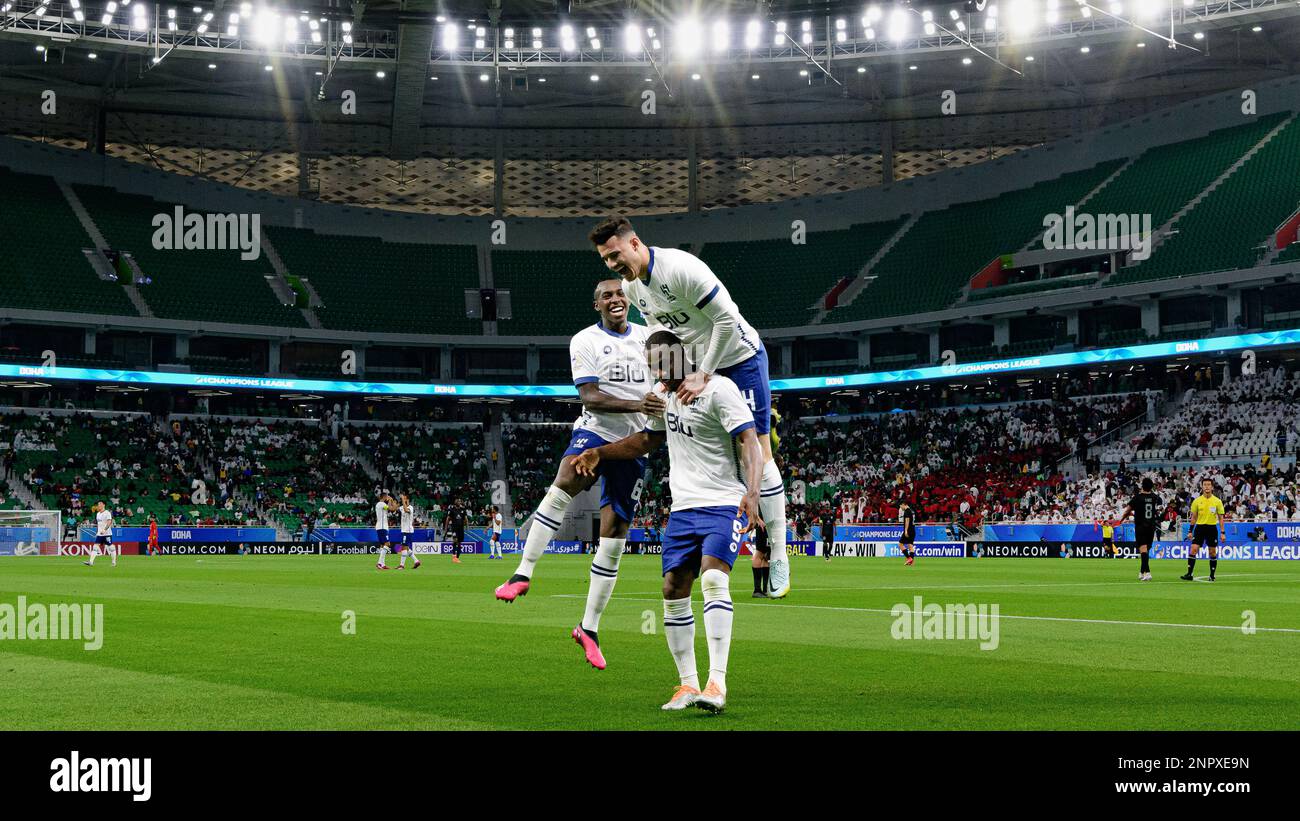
top-left (350, 424), bottom-right (490, 524)
top-left (825, 160), bottom-right (1125, 323)
top-left (266, 227), bottom-right (481, 335)
top-left (1110, 114), bottom-right (1300, 284)
top-left (490, 249), bottom-right (640, 336)
top-left (0, 167), bottom-right (138, 317)
top-left (500, 424), bottom-right (571, 518)
top-left (73, 184), bottom-right (308, 328)
top-left (698, 216), bottom-right (909, 329)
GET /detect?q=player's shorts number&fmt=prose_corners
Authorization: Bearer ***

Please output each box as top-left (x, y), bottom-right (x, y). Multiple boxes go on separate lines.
top-left (631, 478), bottom-right (644, 502)
top-left (730, 518), bottom-right (743, 553)
top-left (741, 389), bottom-right (757, 412)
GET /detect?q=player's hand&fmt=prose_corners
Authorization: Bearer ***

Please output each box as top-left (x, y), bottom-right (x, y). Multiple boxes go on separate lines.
top-left (676, 371), bottom-right (710, 403)
top-left (638, 391), bottom-right (667, 417)
top-left (737, 492), bottom-right (763, 535)
top-left (568, 449), bottom-right (601, 477)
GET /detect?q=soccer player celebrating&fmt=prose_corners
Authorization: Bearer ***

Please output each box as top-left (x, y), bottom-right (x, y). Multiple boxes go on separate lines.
top-left (83, 501), bottom-right (116, 568)
top-left (1182, 478), bottom-right (1227, 582)
top-left (899, 500), bottom-right (917, 566)
top-left (396, 494), bottom-right (421, 570)
top-left (589, 217), bottom-right (791, 599)
top-left (1116, 477), bottom-right (1161, 580)
top-left (495, 278), bottom-right (663, 671)
top-left (570, 330), bottom-right (765, 714)
top-left (489, 506), bottom-right (504, 560)
top-left (374, 493), bottom-right (395, 571)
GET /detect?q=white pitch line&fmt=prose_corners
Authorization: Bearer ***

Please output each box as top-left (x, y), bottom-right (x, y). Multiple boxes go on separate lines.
top-left (551, 595), bottom-right (1300, 634)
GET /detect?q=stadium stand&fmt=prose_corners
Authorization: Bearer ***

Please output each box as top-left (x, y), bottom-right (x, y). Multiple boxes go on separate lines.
top-left (0, 167), bottom-right (138, 317)
top-left (265, 226), bottom-right (481, 334)
top-left (1111, 114), bottom-right (1300, 284)
top-left (72, 184), bottom-right (308, 327)
top-left (350, 424), bottom-right (490, 525)
top-left (698, 216), bottom-right (909, 329)
top-left (491, 249), bottom-right (652, 336)
top-left (826, 160), bottom-right (1125, 323)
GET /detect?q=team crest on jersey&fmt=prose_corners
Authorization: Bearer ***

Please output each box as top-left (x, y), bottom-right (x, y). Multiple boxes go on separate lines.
top-left (603, 345), bottom-right (612, 355)
top-left (639, 299), bottom-right (647, 307)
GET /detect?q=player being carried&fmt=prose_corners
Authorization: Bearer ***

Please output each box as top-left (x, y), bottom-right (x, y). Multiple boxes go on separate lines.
top-left (570, 330), bottom-right (764, 714)
top-left (495, 278), bottom-right (665, 672)
top-left (587, 216), bottom-right (791, 598)
top-left (395, 494), bottom-right (421, 570)
top-left (1114, 476), bottom-right (1161, 581)
top-left (83, 501), bottom-right (116, 568)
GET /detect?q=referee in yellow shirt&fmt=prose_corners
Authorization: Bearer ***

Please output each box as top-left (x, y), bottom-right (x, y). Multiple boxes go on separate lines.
top-left (1182, 478), bottom-right (1227, 582)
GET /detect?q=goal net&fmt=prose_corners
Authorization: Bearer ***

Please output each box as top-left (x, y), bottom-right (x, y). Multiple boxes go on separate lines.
top-left (0, 510), bottom-right (63, 556)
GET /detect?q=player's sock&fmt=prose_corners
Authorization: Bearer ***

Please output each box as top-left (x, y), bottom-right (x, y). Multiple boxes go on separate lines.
top-left (1209, 558), bottom-right (1217, 577)
top-left (700, 569), bottom-right (732, 693)
top-left (1140, 552), bottom-right (1150, 574)
top-left (1187, 557), bottom-right (1196, 574)
top-left (514, 486), bottom-right (573, 578)
top-left (761, 566), bottom-right (770, 593)
top-left (663, 596), bottom-right (698, 690)
top-left (109, 545), bottom-right (117, 565)
top-left (751, 566), bottom-right (762, 593)
top-left (378, 546), bottom-right (388, 566)
top-left (86, 547), bottom-right (97, 566)
top-left (399, 549), bottom-right (407, 568)
top-left (759, 460), bottom-right (787, 563)
top-left (581, 536), bottom-right (625, 634)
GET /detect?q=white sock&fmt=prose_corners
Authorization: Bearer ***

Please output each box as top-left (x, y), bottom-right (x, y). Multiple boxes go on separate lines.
top-left (515, 486), bottom-right (572, 578)
top-left (87, 545), bottom-right (97, 565)
top-left (759, 459), bottom-right (788, 563)
top-left (582, 537), bottom-right (625, 634)
top-left (700, 568), bottom-right (733, 693)
top-left (378, 547), bottom-right (388, 566)
top-left (109, 545), bottom-right (117, 566)
top-left (663, 596), bottom-right (698, 689)
top-left (399, 549), bottom-right (406, 568)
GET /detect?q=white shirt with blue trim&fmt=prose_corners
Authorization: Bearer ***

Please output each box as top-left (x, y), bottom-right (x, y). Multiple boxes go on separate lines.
top-left (624, 246), bottom-right (762, 374)
top-left (644, 375), bottom-right (756, 512)
top-left (570, 320), bottom-right (652, 443)
top-left (374, 501), bottom-right (389, 531)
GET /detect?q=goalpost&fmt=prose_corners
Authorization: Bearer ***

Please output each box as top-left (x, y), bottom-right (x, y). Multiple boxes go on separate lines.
top-left (0, 510), bottom-right (63, 557)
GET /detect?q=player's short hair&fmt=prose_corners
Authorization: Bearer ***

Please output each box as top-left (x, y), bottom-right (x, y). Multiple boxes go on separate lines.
top-left (1142, 477), bottom-right (1153, 491)
top-left (593, 278), bottom-right (622, 302)
top-left (588, 216), bottom-right (634, 247)
top-left (645, 329), bottom-right (681, 348)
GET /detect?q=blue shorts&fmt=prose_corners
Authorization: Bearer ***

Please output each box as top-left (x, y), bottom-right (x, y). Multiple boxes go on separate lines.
top-left (376, 528), bottom-right (389, 544)
top-left (662, 506), bottom-right (747, 576)
top-left (95, 535), bottom-right (111, 545)
top-left (717, 345), bottom-right (771, 434)
top-left (400, 532), bottom-right (413, 547)
top-left (564, 429), bottom-right (647, 524)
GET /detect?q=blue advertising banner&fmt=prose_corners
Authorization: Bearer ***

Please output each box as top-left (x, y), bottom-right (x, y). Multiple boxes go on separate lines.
top-left (80, 526), bottom-right (279, 542)
top-left (1193, 522), bottom-right (1300, 542)
top-left (982, 523), bottom-right (1136, 542)
top-left (311, 527), bottom-right (518, 543)
top-left (829, 524), bottom-right (957, 542)
top-left (4, 328), bottom-right (1296, 396)
top-left (1149, 541), bottom-right (1300, 561)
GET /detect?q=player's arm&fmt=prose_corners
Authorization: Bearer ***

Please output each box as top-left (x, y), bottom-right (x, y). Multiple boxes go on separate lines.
top-left (735, 426), bottom-right (764, 535)
top-left (577, 382), bottom-right (665, 416)
top-left (674, 262), bottom-right (739, 400)
top-left (569, 430), bottom-right (666, 476)
top-left (1115, 505), bottom-right (1133, 525)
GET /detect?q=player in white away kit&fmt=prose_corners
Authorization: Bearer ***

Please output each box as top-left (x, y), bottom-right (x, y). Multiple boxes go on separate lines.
top-left (489, 506), bottom-right (504, 559)
top-left (83, 502), bottom-right (116, 567)
top-left (589, 217), bottom-right (791, 599)
top-left (395, 494), bottom-right (421, 570)
top-left (572, 330), bottom-right (764, 714)
top-left (495, 278), bottom-right (666, 672)
top-left (374, 493), bottom-right (396, 571)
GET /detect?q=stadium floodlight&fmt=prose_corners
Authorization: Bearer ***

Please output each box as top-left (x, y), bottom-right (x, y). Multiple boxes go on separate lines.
top-left (1045, 0), bottom-right (1060, 24)
top-left (504, 37), bottom-right (514, 48)
top-left (309, 30), bottom-right (319, 42)
top-left (589, 73), bottom-right (599, 82)
top-left (88, 51), bottom-right (97, 58)
top-left (475, 37), bottom-right (485, 48)
top-left (888, 6), bottom-right (909, 42)
top-left (167, 7), bottom-right (175, 18)
top-left (283, 16), bottom-right (297, 42)
top-left (865, 27), bottom-right (875, 39)
top-left (1109, 1), bottom-right (1122, 13)
top-left (949, 8), bottom-right (960, 20)
top-left (956, 20), bottom-right (966, 31)
top-left (867, 5), bottom-right (883, 22)
top-left (773, 20), bottom-right (786, 45)
top-left (986, 3), bottom-right (998, 30)
top-left (801, 19), bottom-right (812, 44)
top-left (442, 23), bottom-right (459, 50)
top-left (624, 23), bottom-right (641, 53)
top-left (837, 30), bottom-right (847, 42)
top-left (675, 18), bottom-right (703, 56)
top-left (532, 37), bottom-right (542, 48)
top-left (1134, 0), bottom-right (1162, 20)
top-left (375, 70), bottom-right (385, 78)
top-left (711, 20), bottom-right (729, 52)
top-left (1008, 0), bottom-right (1036, 35)
top-left (560, 24), bottom-right (576, 51)
top-left (922, 9), bottom-right (935, 36)
top-left (74, 9), bottom-right (84, 20)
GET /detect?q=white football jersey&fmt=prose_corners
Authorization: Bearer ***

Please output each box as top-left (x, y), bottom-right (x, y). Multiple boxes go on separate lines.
top-left (96, 509), bottom-right (113, 537)
top-left (570, 320), bottom-right (652, 443)
top-left (374, 501), bottom-right (389, 530)
top-left (644, 375), bottom-right (756, 512)
top-left (492, 513), bottom-right (503, 534)
top-left (399, 504), bottom-right (414, 533)
top-left (625, 247), bottom-right (762, 373)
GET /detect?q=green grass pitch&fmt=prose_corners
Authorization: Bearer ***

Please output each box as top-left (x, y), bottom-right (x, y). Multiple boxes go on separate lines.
top-left (1, 554), bottom-right (1298, 730)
